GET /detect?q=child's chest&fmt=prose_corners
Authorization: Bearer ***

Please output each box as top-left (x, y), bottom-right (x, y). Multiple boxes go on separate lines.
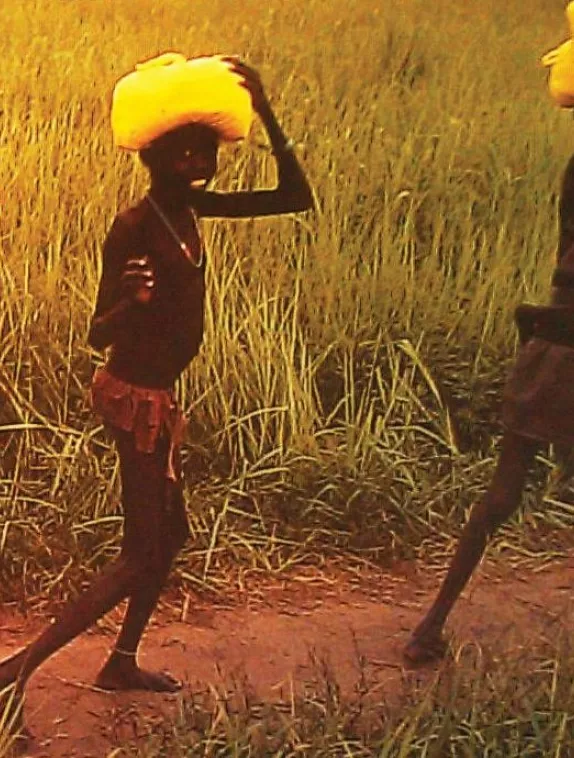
top-left (144, 210), bottom-right (205, 297)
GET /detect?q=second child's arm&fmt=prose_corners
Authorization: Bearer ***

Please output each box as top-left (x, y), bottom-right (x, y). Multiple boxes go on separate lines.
top-left (189, 59), bottom-right (314, 219)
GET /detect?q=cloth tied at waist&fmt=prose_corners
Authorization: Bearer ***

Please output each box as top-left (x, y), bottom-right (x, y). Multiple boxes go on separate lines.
top-left (90, 366), bottom-right (186, 481)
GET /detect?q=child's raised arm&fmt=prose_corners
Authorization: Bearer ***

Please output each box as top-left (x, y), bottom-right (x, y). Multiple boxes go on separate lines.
top-left (189, 59), bottom-right (314, 219)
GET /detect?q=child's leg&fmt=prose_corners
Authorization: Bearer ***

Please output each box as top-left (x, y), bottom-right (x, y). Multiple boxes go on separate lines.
top-left (0, 551), bottom-right (152, 745)
top-left (404, 430), bottom-right (540, 665)
top-left (0, 551), bottom-right (144, 725)
top-left (95, 429), bottom-right (189, 692)
top-left (0, 430), bottom-right (185, 725)
top-left (95, 569), bottom-right (179, 691)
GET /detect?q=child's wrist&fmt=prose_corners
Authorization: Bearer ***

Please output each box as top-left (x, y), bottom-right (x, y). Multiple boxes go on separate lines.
top-left (272, 138), bottom-right (296, 155)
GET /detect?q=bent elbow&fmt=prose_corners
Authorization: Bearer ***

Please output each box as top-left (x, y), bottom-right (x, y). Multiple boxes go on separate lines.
top-left (87, 322), bottom-right (109, 353)
top-left (287, 188), bottom-right (315, 214)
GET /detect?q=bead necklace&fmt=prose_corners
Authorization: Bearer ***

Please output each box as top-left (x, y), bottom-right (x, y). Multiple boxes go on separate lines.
top-left (146, 194), bottom-right (204, 268)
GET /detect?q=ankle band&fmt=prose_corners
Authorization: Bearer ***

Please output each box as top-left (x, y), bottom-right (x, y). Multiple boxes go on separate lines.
top-left (114, 647), bottom-right (137, 658)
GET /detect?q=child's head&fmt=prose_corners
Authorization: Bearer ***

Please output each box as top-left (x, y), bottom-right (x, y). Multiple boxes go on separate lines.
top-left (139, 122), bottom-right (219, 188)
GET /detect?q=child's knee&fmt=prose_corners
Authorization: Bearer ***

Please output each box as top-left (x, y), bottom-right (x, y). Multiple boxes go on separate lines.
top-left (122, 543), bottom-right (170, 579)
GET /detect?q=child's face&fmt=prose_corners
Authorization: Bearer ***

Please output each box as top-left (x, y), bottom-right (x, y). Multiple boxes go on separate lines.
top-left (146, 123), bottom-right (220, 188)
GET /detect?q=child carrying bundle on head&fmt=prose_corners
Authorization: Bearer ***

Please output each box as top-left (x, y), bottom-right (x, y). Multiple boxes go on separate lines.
top-left (0, 52), bottom-right (313, 746)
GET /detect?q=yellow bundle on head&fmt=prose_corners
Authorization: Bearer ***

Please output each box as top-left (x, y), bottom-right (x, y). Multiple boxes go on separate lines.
top-left (111, 52), bottom-right (254, 150)
top-left (542, 2), bottom-right (574, 107)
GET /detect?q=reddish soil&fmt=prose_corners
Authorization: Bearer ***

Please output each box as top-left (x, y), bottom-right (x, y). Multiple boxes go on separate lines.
top-left (1, 554), bottom-right (573, 757)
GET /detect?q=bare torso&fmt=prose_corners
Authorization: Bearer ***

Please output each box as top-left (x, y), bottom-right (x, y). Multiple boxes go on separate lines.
top-left (92, 199), bottom-right (206, 388)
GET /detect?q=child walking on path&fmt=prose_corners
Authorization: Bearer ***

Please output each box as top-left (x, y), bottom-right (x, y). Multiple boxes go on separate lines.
top-left (0, 54), bottom-right (313, 744)
top-left (404, 4), bottom-right (574, 666)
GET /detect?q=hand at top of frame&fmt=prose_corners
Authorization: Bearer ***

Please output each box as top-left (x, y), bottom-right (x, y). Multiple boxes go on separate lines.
top-left (223, 56), bottom-right (269, 114)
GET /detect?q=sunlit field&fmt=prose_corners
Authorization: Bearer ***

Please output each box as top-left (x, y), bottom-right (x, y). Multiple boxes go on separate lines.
top-left (0, 0), bottom-right (571, 598)
top-left (2, 0), bottom-right (574, 753)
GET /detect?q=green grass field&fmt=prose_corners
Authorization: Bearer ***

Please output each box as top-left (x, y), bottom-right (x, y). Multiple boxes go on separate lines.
top-left (2, 0), bottom-right (574, 753)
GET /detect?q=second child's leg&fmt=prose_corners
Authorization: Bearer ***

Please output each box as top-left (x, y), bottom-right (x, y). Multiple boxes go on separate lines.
top-left (403, 431), bottom-right (541, 665)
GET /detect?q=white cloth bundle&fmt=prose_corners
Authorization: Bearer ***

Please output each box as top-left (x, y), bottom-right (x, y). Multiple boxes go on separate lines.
top-left (111, 52), bottom-right (254, 150)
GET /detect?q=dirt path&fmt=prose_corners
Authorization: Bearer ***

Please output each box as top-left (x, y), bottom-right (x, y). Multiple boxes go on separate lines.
top-left (2, 554), bottom-right (574, 757)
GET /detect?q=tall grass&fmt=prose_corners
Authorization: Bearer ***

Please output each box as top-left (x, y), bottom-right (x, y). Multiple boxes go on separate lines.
top-left (1, 0), bottom-right (574, 602)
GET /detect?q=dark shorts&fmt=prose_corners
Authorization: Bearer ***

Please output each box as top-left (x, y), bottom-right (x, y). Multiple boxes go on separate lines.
top-left (502, 338), bottom-right (574, 447)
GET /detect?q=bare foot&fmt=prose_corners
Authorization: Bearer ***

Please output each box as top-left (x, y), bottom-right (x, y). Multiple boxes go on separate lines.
top-left (403, 631), bottom-right (449, 667)
top-left (95, 659), bottom-right (182, 692)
